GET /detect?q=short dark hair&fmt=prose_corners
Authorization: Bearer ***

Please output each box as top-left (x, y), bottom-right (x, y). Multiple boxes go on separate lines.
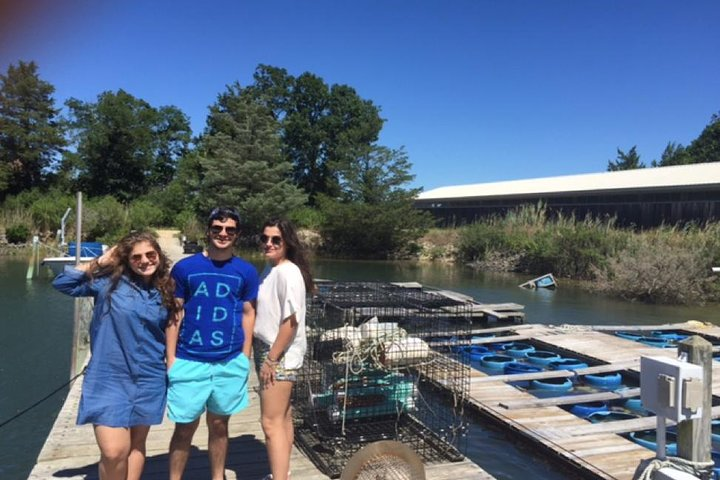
top-left (207, 207), bottom-right (241, 229)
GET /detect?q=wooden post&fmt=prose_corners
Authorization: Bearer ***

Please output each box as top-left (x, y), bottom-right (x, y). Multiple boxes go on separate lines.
top-left (676, 335), bottom-right (712, 469)
top-left (70, 192), bottom-right (83, 378)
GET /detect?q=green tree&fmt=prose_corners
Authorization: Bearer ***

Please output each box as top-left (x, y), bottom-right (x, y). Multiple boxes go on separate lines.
top-left (244, 65), bottom-right (384, 204)
top-left (652, 142), bottom-right (690, 167)
top-left (686, 112), bottom-right (720, 164)
top-left (64, 89), bottom-right (191, 202)
top-left (0, 61), bottom-right (65, 197)
top-left (197, 89), bottom-right (306, 231)
top-left (319, 146), bottom-right (433, 257)
top-left (607, 146), bottom-right (645, 171)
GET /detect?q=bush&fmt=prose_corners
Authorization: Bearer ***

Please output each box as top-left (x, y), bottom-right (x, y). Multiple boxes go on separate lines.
top-left (521, 222), bottom-right (623, 279)
top-left (594, 233), bottom-right (715, 304)
top-left (29, 190), bottom-right (75, 233)
top-left (174, 210), bottom-right (204, 243)
top-left (289, 206), bottom-right (325, 230)
top-left (6, 224), bottom-right (30, 244)
top-left (318, 198), bottom-right (432, 258)
top-left (458, 221), bottom-right (511, 262)
top-left (83, 196), bottom-right (128, 243)
top-left (128, 200), bottom-right (165, 231)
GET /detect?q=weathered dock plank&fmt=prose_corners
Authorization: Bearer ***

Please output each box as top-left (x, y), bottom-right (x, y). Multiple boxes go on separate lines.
top-left (500, 388), bottom-right (641, 410)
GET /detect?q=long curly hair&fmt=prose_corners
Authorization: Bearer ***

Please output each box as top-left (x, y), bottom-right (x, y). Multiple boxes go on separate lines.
top-left (263, 218), bottom-right (315, 293)
top-left (88, 231), bottom-right (177, 314)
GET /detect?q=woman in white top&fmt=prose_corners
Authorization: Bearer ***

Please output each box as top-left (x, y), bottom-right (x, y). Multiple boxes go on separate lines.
top-left (254, 218), bottom-right (314, 480)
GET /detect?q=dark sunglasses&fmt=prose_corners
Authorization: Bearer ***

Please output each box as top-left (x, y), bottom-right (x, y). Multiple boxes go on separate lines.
top-left (130, 251), bottom-right (158, 264)
top-left (210, 225), bottom-right (238, 236)
top-left (259, 234), bottom-right (282, 246)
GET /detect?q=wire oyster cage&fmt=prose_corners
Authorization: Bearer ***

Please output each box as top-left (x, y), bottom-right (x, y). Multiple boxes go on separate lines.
top-left (293, 281), bottom-right (473, 478)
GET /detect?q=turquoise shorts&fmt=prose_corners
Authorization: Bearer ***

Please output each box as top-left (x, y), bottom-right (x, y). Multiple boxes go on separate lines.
top-left (167, 353), bottom-right (250, 423)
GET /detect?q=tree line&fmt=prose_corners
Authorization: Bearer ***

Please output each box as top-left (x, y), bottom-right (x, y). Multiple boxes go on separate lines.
top-left (0, 61), bottom-right (432, 257)
top-left (607, 114), bottom-right (720, 171)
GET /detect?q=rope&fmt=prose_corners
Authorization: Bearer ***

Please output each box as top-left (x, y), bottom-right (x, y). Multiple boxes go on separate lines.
top-left (635, 456), bottom-right (715, 480)
top-left (0, 367), bottom-right (86, 429)
top-left (331, 329), bottom-right (410, 375)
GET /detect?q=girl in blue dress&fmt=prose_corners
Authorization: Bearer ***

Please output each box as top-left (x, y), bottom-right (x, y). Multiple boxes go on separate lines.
top-left (53, 231), bottom-right (177, 480)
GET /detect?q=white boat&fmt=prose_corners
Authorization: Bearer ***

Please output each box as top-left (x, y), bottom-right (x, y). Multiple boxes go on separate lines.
top-left (41, 256), bottom-right (98, 276)
top-left (42, 242), bottom-right (106, 276)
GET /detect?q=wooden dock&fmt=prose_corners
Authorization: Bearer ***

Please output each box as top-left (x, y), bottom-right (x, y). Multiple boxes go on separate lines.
top-left (29, 360), bottom-right (491, 479)
top-left (29, 230), bottom-right (720, 479)
top-left (29, 230), bottom-right (493, 480)
top-left (453, 322), bottom-right (720, 480)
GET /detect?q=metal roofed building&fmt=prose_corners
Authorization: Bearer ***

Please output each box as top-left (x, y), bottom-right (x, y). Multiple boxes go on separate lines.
top-left (415, 162), bottom-right (720, 228)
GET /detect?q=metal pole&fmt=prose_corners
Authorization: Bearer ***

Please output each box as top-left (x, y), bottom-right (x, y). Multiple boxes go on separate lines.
top-left (70, 192), bottom-right (83, 378)
top-left (60, 207), bottom-right (71, 246)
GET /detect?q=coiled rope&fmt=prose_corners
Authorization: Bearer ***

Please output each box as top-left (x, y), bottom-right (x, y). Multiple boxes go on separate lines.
top-left (635, 455), bottom-right (714, 480)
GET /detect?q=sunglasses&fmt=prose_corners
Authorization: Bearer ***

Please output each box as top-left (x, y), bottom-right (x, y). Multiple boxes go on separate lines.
top-left (130, 251), bottom-right (158, 264)
top-left (210, 225), bottom-right (238, 236)
top-left (259, 234), bottom-right (283, 246)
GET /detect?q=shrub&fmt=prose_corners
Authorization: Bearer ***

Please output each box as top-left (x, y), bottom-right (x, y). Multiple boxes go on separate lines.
top-left (83, 196), bottom-right (128, 243)
top-left (594, 233), bottom-right (715, 304)
top-left (289, 206), bottom-right (325, 230)
top-left (29, 191), bottom-right (75, 233)
top-left (6, 224), bottom-right (30, 244)
top-left (174, 210), bottom-right (204, 243)
top-left (318, 198), bottom-right (432, 258)
top-left (457, 221), bottom-right (510, 262)
top-left (128, 200), bottom-right (165, 231)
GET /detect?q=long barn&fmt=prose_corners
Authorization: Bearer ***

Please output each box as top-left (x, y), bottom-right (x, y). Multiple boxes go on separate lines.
top-left (415, 163), bottom-right (720, 228)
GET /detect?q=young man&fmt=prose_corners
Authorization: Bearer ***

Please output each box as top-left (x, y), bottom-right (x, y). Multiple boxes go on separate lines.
top-left (166, 207), bottom-right (259, 480)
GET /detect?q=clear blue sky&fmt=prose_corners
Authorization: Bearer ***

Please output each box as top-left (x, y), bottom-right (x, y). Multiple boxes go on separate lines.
top-left (1, 0), bottom-right (719, 191)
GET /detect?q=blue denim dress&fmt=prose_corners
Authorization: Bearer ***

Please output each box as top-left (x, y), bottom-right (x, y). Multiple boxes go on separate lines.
top-left (53, 266), bottom-right (168, 427)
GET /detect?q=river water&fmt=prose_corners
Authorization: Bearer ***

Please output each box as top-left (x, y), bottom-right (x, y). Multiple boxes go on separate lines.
top-left (1, 256), bottom-right (717, 479)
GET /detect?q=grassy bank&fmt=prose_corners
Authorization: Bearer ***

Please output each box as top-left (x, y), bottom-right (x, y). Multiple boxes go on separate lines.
top-left (419, 204), bottom-right (720, 305)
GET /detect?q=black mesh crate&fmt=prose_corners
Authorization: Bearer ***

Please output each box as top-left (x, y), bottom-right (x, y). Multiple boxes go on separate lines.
top-left (293, 282), bottom-right (472, 476)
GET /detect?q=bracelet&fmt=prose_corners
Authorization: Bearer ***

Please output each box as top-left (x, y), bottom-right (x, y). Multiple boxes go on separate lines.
top-left (264, 357), bottom-right (279, 366)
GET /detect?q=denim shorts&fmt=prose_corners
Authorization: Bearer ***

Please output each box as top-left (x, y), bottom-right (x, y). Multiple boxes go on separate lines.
top-left (167, 353), bottom-right (250, 423)
top-left (253, 339), bottom-right (298, 382)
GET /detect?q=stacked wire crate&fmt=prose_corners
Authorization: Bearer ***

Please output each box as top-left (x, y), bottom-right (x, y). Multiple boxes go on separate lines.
top-left (293, 281), bottom-right (473, 477)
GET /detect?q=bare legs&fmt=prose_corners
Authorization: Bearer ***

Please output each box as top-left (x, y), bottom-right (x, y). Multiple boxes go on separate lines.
top-left (168, 414), bottom-right (230, 480)
top-left (260, 381), bottom-right (294, 480)
top-left (169, 418), bottom-right (199, 480)
top-left (93, 425), bottom-right (150, 480)
top-left (207, 412), bottom-right (230, 480)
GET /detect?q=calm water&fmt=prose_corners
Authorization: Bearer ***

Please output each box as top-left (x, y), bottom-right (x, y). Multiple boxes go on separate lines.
top-left (1, 257), bottom-right (717, 479)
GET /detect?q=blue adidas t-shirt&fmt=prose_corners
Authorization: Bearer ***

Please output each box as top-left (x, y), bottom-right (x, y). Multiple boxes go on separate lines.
top-left (172, 253), bottom-right (259, 362)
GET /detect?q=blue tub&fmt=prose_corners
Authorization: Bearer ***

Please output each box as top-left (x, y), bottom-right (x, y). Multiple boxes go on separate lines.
top-left (637, 336), bottom-right (672, 348)
top-left (530, 377), bottom-right (573, 391)
top-left (481, 354), bottom-right (515, 370)
top-left (615, 331), bottom-right (642, 341)
top-left (570, 401), bottom-right (608, 418)
top-left (650, 330), bottom-right (689, 342)
top-left (623, 397), bottom-right (647, 414)
top-left (526, 350), bottom-right (561, 366)
top-left (583, 372), bottom-right (623, 388)
top-left (629, 430), bottom-right (678, 456)
top-left (504, 362), bottom-right (542, 375)
top-left (549, 358), bottom-right (589, 371)
top-left (502, 342), bottom-right (536, 358)
top-left (467, 346), bottom-right (491, 360)
top-left (504, 362), bottom-right (542, 388)
top-left (587, 411), bottom-right (638, 423)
